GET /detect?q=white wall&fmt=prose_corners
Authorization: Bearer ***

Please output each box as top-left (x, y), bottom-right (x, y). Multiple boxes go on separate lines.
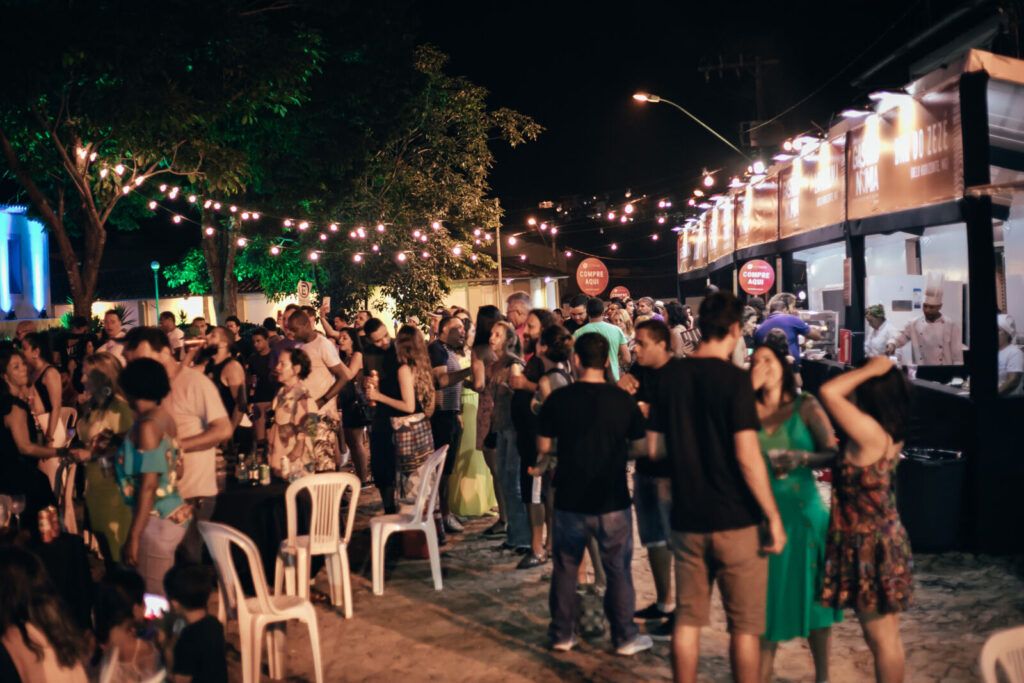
top-left (1004, 192), bottom-right (1024, 341)
top-left (794, 241), bottom-right (845, 312)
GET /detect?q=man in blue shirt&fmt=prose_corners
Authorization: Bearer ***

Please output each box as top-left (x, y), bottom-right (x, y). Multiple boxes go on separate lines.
top-left (753, 293), bottom-right (824, 365)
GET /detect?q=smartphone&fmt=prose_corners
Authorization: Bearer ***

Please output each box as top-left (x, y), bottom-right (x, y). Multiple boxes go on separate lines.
top-left (322, 296), bottom-right (331, 311)
top-left (143, 593), bottom-right (170, 620)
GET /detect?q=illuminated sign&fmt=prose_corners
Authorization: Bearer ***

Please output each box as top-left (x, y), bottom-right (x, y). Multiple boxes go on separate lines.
top-left (780, 136), bottom-right (846, 237)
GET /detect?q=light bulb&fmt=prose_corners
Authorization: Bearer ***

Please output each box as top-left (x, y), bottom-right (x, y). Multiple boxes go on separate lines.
top-left (413, 229), bottom-right (421, 238)
top-left (752, 160), bottom-right (766, 174)
top-left (651, 233), bottom-right (659, 241)
top-left (473, 228), bottom-right (482, 236)
top-left (376, 224), bottom-right (385, 233)
top-left (565, 250), bottom-right (572, 257)
top-left (421, 250), bottom-right (431, 259)
top-left (298, 221), bottom-right (309, 230)
top-left (353, 254), bottom-right (363, 263)
top-left (607, 211), bottom-right (616, 220)
top-left (452, 245), bottom-right (462, 256)
top-left (188, 194), bottom-right (197, 203)
top-left (99, 168), bottom-right (109, 178)
top-left (205, 226), bottom-right (215, 236)
top-left (120, 185), bottom-right (130, 195)
top-left (319, 233), bottom-right (327, 241)
top-left (397, 252), bottom-right (407, 263)
top-left (172, 215), bottom-right (182, 224)
top-left (527, 217), bottom-right (537, 226)
top-left (229, 205), bottom-right (237, 213)
top-left (203, 199), bottom-right (213, 208)
top-left (658, 216), bottom-right (666, 224)
top-left (159, 184), bottom-right (167, 192)
top-left (241, 212), bottom-right (250, 220)
top-left (624, 203), bottom-right (634, 215)
top-left (329, 223), bottom-right (338, 232)
top-left (252, 212), bottom-right (260, 220)
top-left (420, 235), bottom-right (428, 243)
top-left (356, 227), bottom-right (366, 238)
top-left (431, 221), bottom-right (441, 230)
top-left (284, 219), bottom-right (293, 228)
top-left (519, 254), bottom-right (527, 261)
top-left (551, 227), bottom-right (558, 235)
top-left (703, 173), bottom-right (714, 187)
top-left (349, 231), bottom-right (357, 239)
top-left (471, 254), bottom-right (478, 262)
top-left (213, 202), bottom-right (221, 210)
top-left (236, 237), bottom-right (247, 247)
top-left (371, 244), bottom-right (379, 252)
top-left (114, 164), bottom-right (125, 176)
top-left (611, 243), bottom-right (618, 250)
top-left (135, 176), bottom-right (145, 186)
top-left (309, 251), bottom-right (319, 261)
top-left (270, 245), bottom-right (280, 255)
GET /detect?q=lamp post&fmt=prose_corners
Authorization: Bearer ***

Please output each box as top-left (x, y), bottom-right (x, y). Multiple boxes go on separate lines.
top-left (150, 261), bottom-right (161, 320)
top-left (632, 92), bottom-right (752, 161)
top-left (496, 224), bottom-right (503, 305)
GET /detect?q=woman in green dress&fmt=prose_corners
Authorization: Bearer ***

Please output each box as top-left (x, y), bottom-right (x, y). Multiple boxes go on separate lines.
top-left (750, 337), bottom-right (843, 683)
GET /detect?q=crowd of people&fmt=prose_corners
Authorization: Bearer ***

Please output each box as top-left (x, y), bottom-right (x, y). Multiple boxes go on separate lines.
top-left (0, 287), bottom-right (916, 682)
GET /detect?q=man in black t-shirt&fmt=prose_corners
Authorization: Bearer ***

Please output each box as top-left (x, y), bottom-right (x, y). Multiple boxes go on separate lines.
top-left (536, 333), bottom-right (652, 656)
top-left (246, 328), bottom-right (277, 447)
top-left (364, 318), bottom-right (400, 514)
top-left (619, 319), bottom-right (677, 637)
top-left (647, 291), bottom-right (785, 683)
top-left (563, 294), bottom-right (588, 334)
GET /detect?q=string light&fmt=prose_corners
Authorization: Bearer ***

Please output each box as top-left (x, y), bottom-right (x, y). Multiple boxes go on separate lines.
top-left (172, 215), bottom-right (182, 224)
top-left (134, 176), bottom-right (146, 187)
top-left (610, 243), bottom-right (618, 251)
top-left (507, 236), bottom-right (517, 246)
top-left (419, 234), bottom-right (428, 243)
top-left (702, 171), bottom-right (715, 187)
top-left (229, 205), bottom-right (237, 213)
top-left (99, 169), bottom-right (109, 178)
top-left (623, 203), bottom-right (634, 215)
top-left (527, 217), bottom-right (537, 226)
top-left (519, 254), bottom-right (527, 261)
top-left (241, 212), bottom-right (250, 220)
top-left (376, 224), bottom-right (386, 233)
top-left (452, 245), bottom-right (462, 256)
top-left (565, 250), bottom-right (572, 258)
top-left (371, 244), bottom-right (379, 252)
top-left (329, 223), bottom-right (338, 232)
top-left (397, 252), bottom-right (407, 263)
top-left (473, 228), bottom-right (482, 237)
top-left (205, 226), bottom-right (215, 236)
top-left (353, 253), bottom-right (363, 263)
top-left (657, 216), bottom-right (666, 224)
top-left (114, 164), bottom-right (125, 176)
top-left (550, 227), bottom-right (558, 235)
top-left (431, 221), bottom-right (441, 230)
top-left (298, 221), bottom-right (309, 231)
top-left (148, 200), bottom-right (157, 209)
top-left (236, 237), bottom-right (247, 247)
top-left (213, 202), bottom-right (221, 210)
top-left (159, 184), bottom-right (167, 192)
top-left (251, 212), bottom-right (260, 220)
top-left (203, 199), bottom-right (213, 209)
top-left (620, 215), bottom-right (628, 223)
top-left (421, 251), bottom-right (430, 259)
top-left (309, 251), bottom-right (319, 261)
top-left (607, 211), bottom-right (616, 220)
top-left (270, 245), bottom-right (280, 255)
top-left (413, 229), bottom-right (421, 238)
top-left (539, 222), bottom-right (548, 231)
top-left (284, 219), bottom-right (293, 228)
top-left (651, 233), bottom-right (659, 241)
top-left (471, 254), bottom-right (478, 262)
top-left (188, 194), bottom-right (197, 203)
top-left (120, 185), bottom-right (131, 195)
top-left (319, 233), bottom-right (328, 241)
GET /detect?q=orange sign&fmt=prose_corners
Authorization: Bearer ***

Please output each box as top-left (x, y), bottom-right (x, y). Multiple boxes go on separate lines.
top-left (609, 285), bottom-right (631, 300)
top-left (736, 177), bottom-right (778, 249)
top-left (847, 89), bottom-right (963, 220)
top-left (780, 136), bottom-right (846, 238)
top-left (576, 257), bottom-right (609, 296)
top-left (738, 259), bottom-right (775, 295)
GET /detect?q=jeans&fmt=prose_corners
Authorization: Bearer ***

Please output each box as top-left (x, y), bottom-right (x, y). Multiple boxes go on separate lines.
top-left (177, 496), bottom-right (216, 564)
top-left (549, 508), bottom-right (638, 647)
top-left (496, 429), bottom-right (530, 548)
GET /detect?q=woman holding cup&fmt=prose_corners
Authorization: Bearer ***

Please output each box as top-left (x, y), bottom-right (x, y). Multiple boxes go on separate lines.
top-left (750, 337), bottom-right (843, 683)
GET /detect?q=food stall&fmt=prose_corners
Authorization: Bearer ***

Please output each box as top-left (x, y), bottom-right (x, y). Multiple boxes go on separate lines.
top-left (675, 49), bottom-right (1024, 553)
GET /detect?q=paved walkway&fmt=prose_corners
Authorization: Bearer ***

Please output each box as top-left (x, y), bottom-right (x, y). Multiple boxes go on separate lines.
top-left (225, 491), bottom-right (1024, 682)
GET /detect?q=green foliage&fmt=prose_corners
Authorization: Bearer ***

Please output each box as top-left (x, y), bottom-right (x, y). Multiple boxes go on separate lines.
top-left (163, 249), bottom-right (211, 296)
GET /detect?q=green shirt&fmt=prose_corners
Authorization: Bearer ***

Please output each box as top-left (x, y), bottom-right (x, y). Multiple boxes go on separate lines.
top-left (573, 321), bottom-right (629, 380)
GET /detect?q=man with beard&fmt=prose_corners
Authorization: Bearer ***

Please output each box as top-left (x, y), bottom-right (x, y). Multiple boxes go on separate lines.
top-left (363, 318), bottom-right (400, 512)
top-left (429, 315), bottom-right (475, 534)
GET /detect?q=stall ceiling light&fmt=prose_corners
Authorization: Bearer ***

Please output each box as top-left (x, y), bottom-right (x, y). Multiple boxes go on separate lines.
top-left (841, 108), bottom-right (871, 118)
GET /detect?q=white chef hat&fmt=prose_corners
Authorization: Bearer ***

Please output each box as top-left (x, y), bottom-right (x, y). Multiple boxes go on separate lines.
top-left (998, 314), bottom-right (1016, 339)
top-left (924, 273), bottom-right (944, 306)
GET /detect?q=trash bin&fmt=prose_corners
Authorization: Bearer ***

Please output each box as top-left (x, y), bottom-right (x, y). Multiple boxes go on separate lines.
top-left (896, 448), bottom-right (965, 552)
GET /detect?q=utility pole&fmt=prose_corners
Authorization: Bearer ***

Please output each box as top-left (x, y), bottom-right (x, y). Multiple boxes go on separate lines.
top-left (698, 54), bottom-right (780, 146)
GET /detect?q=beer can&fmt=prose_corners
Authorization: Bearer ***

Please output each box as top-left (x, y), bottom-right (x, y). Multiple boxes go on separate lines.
top-left (259, 463), bottom-right (271, 486)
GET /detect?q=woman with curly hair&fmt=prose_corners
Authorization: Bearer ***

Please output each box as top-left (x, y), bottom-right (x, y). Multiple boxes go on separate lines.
top-left (0, 546), bottom-right (89, 681)
top-left (268, 348), bottom-right (324, 478)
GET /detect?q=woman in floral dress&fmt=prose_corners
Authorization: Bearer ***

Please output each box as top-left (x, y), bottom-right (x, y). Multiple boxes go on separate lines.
top-left (268, 348), bottom-right (323, 478)
top-left (819, 356), bottom-right (912, 683)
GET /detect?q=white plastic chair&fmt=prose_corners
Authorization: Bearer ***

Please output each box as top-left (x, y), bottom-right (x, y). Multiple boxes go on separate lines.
top-left (273, 472), bottom-right (360, 617)
top-left (980, 625), bottom-right (1024, 683)
top-left (370, 445), bottom-right (447, 596)
top-left (199, 521), bottom-right (324, 683)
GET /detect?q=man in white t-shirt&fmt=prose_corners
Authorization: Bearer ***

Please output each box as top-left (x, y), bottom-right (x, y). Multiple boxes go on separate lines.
top-left (159, 311), bottom-right (185, 359)
top-left (290, 311), bottom-right (346, 470)
top-left (123, 326), bottom-right (233, 562)
top-left (998, 314), bottom-right (1023, 397)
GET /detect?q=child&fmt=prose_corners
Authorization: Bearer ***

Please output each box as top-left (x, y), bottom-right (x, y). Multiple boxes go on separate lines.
top-left (163, 564), bottom-right (227, 683)
top-left (93, 568), bottom-right (165, 682)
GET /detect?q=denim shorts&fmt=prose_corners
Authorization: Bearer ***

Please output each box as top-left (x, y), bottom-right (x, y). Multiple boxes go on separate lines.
top-left (633, 471), bottom-right (672, 548)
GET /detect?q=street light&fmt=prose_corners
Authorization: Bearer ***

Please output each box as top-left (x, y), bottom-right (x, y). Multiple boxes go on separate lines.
top-left (632, 91), bottom-right (751, 161)
top-left (150, 261), bottom-right (161, 319)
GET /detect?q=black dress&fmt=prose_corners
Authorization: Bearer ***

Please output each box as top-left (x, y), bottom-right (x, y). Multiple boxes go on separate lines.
top-left (0, 395), bottom-right (57, 527)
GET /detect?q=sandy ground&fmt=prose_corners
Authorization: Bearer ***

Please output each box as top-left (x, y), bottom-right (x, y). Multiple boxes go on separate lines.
top-left (221, 487), bottom-right (1024, 682)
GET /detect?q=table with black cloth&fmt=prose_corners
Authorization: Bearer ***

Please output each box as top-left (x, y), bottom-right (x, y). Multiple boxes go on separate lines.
top-left (212, 479), bottom-right (320, 591)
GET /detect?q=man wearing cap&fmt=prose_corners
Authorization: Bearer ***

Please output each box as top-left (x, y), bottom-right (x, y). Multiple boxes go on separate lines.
top-left (886, 276), bottom-right (963, 365)
top-left (998, 314), bottom-right (1023, 396)
top-left (864, 304), bottom-right (897, 358)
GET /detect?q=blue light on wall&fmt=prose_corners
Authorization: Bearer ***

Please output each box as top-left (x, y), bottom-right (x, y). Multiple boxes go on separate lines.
top-left (27, 218), bottom-right (47, 313)
top-left (0, 211), bottom-right (11, 313)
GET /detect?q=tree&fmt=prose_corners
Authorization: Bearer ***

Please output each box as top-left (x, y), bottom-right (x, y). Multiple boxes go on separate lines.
top-left (0, 0), bottom-right (322, 316)
top-left (167, 42), bottom-right (541, 320)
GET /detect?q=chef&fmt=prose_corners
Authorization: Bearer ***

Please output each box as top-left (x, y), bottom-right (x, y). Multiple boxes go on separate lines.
top-left (886, 275), bottom-right (963, 365)
top-left (864, 304), bottom-right (896, 358)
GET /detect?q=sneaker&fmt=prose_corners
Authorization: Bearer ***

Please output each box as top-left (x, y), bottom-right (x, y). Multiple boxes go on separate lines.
top-left (634, 603), bottom-right (672, 622)
top-left (615, 634), bottom-right (654, 656)
top-left (516, 553), bottom-right (548, 570)
top-left (551, 636), bottom-right (577, 652)
top-left (483, 521), bottom-right (507, 537)
top-left (648, 614), bottom-right (674, 641)
top-left (444, 514), bottom-right (465, 533)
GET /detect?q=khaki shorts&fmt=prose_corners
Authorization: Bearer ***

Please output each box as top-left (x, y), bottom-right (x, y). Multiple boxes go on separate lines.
top-left (672, 525), bottom-right (767, 635)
